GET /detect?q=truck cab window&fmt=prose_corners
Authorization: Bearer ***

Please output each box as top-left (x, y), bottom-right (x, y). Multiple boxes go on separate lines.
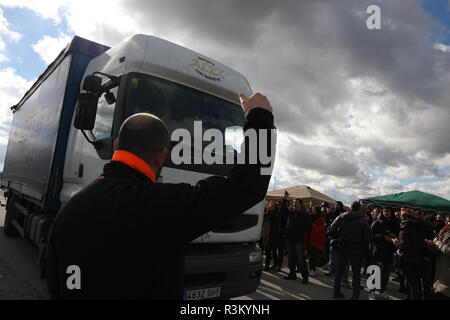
top-left (92, 87), bottom-right (118, 140)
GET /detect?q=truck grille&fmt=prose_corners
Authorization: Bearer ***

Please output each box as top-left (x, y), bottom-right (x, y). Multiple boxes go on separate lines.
top-left (184, 272), bottom-right (227, 287)
top-left (211, 214), bottom-right (258, 233)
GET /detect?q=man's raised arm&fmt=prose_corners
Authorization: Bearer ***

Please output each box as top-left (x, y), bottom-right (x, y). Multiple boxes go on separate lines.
top-left (172, 93), bottom-right (277, 242)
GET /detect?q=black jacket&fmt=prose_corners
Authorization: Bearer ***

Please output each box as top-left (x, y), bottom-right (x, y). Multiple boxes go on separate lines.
top-left (420, 219), bottom-right (436, 260)
top-left (370, 214), bottom-right (400, 263)
top-left (46, 108), bottom-right (275, 300)
top-left (328, 210), bottom-right (371, 253)
top-left (280, 199), bottom-right (312, 243)
top-left (397, 218), bottom-right (425, 264)
top-left (267, 209), bottom-right (283, 243)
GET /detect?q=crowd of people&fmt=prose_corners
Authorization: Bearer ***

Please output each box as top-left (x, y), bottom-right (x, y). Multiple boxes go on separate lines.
top-left (261, 191), bottom-right (450, 300)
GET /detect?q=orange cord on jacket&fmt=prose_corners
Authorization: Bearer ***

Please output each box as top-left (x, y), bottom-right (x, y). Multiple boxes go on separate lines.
top-left (112, 150), bottom-right (156, 183)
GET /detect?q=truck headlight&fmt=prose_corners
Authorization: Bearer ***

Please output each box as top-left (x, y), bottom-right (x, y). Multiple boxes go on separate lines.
top-left (249, 248), bottom-right (262, 263)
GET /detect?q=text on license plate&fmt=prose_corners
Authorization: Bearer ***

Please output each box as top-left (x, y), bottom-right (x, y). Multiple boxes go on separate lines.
top-left (184, 287), bottom-right (221, 300)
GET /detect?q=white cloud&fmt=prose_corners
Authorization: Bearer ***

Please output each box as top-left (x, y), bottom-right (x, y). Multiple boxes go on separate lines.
top-left (0, 67), bottom-right (34, 168)
top-left (0, 0), bottom-right (140, 46)
top-left (0, 0), bottom-right (67, 24)
top-left (0, 53), bottom-right (8, 62)
top-left (434, 43), bottom-right (450, 52)
top-left (31, 33), bottom-right (71, 65)
top-left (0, 8), bottom-right (22, 42)
top-left (0, 7), bottom-right (22, 64)
top-left (0, 67), bottom-right (33, 124)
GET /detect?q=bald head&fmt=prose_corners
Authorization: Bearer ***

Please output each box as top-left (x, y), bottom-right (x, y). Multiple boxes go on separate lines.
top-left (117, 113), bottom-right (169, 163)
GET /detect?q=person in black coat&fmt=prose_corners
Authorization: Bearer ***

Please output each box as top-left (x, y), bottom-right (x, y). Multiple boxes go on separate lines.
top-left (264, 201), bottom-right (284, 271)
top-left (368, 206), bottom-right (399, 299)
top-left (362, 210), bottom-right (373, 274)
top-left (328, 201), bottom-right (371, 300)
top-left (280, 191), bottom-right (312, 283)
top-left (322, 201), bottom-right (341, 270)
top-left (45, 93), bottom-right (275, 299)
top-left (395, 209), bottom-right (425, 300)
top-left (435, 213), bottom-right (446, 235)
top-left (420, 213), bottom-right (438, 299)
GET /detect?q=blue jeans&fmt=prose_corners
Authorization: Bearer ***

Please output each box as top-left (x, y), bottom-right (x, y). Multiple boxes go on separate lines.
top-left (342, 261), bottom-right (350, 281)
top-left (330, 246), bottom-right (338, 273)
top-left (330, 249), bottom-right (349, 279)
top-left (287, 241), bottom-right (308, 280)
top-left (323, 237), bottom-right (331, 265)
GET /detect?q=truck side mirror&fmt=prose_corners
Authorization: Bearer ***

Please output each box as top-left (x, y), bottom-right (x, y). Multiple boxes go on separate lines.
top-left (74, 93), bottom-right (99, 130)
top-left (104, 91), bottom-right (116, 105)
top-left (82, 75), bottom-right (102, 93)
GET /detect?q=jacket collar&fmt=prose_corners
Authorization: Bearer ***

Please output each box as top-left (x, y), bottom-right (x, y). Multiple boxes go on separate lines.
top-left (111, 150), bottom-right (156, 183)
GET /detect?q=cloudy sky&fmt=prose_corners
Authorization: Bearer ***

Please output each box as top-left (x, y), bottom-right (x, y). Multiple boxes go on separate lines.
top-left (0, 0), bottom-right (449, 205)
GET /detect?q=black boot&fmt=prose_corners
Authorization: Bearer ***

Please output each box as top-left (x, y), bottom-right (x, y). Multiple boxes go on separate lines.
top-left (284, 273), bottom-right (297, 280)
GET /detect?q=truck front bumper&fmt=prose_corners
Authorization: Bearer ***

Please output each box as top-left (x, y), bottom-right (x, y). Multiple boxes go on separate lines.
top-left (183, 243), bottom-right (262, 300)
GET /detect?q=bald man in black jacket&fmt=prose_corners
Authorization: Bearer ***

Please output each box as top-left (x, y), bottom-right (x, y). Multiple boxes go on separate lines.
top-left (46, 93), bottom-right (275, 299)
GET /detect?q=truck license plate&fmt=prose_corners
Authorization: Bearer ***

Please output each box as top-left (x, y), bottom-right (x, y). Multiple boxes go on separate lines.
top-left (184, 287), bottom-right (221, 300)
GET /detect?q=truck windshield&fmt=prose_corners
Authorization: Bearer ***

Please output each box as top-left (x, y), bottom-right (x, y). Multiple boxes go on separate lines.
top-left (124, 73), bottom-right (245, 175)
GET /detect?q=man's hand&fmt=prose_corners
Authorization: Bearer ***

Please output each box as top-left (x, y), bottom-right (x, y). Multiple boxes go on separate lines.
top-left (239, 92), bottom-right (273, 115)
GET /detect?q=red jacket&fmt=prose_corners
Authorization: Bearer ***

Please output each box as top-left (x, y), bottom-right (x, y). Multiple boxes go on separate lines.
top-left (306, 215), bottom-right (325, 251)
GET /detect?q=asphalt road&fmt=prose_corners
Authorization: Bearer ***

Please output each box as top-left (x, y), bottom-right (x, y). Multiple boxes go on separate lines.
top-left (0, 194), bottom-right (49, 299)
top-left (235, 262), bottom-right (407, 300)
top-left (0, 195), bottom-right (407, 300)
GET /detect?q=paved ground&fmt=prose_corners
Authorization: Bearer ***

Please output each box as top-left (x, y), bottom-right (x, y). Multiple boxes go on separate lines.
top-left (0, 195), bottom-right (49, 299)
top-left (234, 259), bottom-right (408, 300)
top-left (0, 194), bottom-right (407, 300)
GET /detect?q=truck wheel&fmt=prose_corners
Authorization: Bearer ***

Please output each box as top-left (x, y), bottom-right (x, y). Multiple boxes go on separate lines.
top-left (4, 195), bottom-right (18, 237)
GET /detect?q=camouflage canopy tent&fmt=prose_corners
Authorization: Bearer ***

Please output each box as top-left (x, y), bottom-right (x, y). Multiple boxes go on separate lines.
top-left (266, 185), bottom-right (338, 206)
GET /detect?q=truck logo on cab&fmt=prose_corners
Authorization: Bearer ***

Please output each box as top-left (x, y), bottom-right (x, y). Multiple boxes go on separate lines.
top-left (190, 57), bottom-right (224, 82)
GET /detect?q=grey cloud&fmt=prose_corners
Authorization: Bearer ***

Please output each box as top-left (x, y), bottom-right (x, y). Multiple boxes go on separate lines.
top-left (280, 139), bottom-right (360, 178)
top-left (372, 146), bottom-right (409, 167)
top-left (122, 0), bottom-right (450, 126)
top-left (124, 0), bottom-right (280, 47)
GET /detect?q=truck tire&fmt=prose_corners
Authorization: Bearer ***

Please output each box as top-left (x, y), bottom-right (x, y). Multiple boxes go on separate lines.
top-left (29, 214), bottom-right (41, 244)
top-left (4, 195), bottom-right (18, 237)
top-left (25, 212), bottom-right (37, 239)
top-left (33, 214), bottom-right (54, 246)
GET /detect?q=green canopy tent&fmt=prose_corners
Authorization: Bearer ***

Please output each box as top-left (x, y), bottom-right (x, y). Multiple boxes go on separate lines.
top-left (361, 190), bottom-right (450, 214)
